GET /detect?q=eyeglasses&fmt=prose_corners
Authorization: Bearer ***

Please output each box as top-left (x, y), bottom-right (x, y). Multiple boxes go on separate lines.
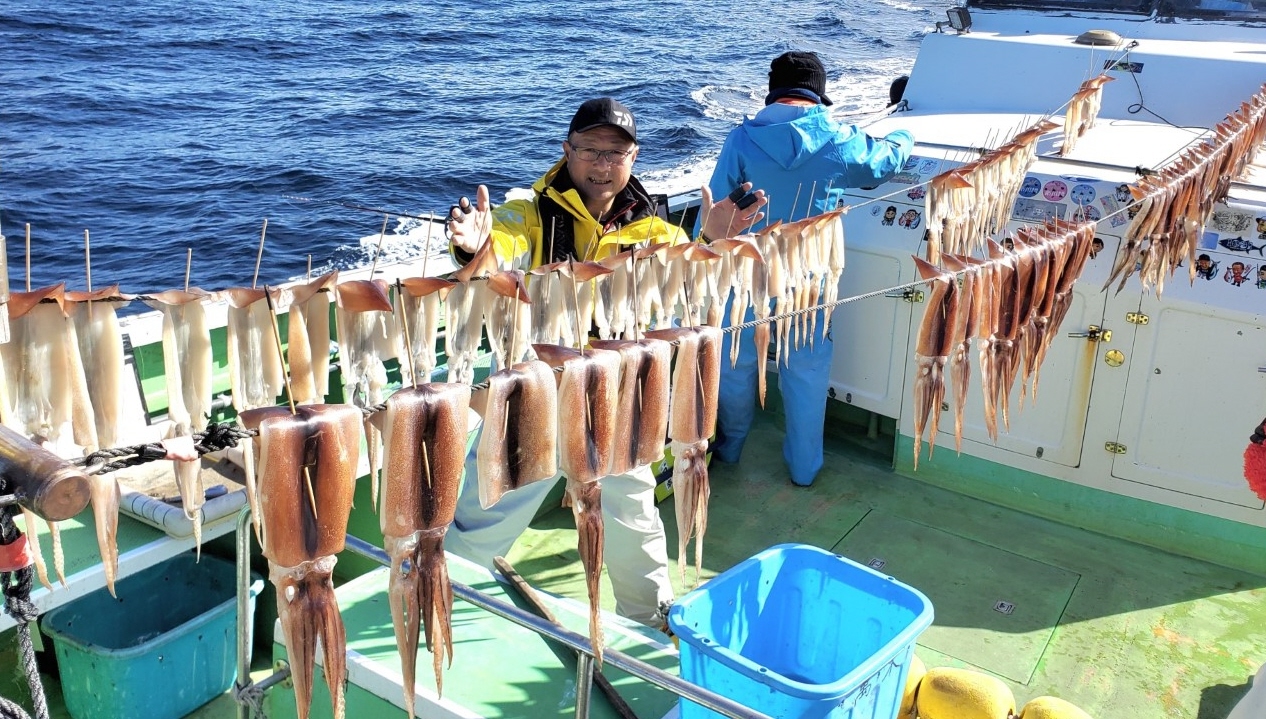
top-left (567, 143), bottom-right (634, 164)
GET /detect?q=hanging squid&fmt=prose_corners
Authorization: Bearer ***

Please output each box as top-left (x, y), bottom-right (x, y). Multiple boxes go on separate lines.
top-left (287, 271), bottom-right (338, 406)
top-left (532, 343), bottom-right (621, 664)
top-left (334, 279), bottom-right (395, 511)
top-left (240, 403), bottom-right (361, 719)
top-left (474, 360), bottom-right (559, 509)
top-left (910, 257), bottom-right (960, 469)
top-left (644, 326), bottom-right (721, 586)
top-left (377, 383), bottom-right (470, 717)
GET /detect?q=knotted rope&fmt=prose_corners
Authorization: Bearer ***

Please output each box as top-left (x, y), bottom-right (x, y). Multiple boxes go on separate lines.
top-left (0, 481), bottom-right (48, 719)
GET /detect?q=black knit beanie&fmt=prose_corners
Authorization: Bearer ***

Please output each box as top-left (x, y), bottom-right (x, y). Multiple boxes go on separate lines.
top-left (765, 51), bottom-right (833, 106)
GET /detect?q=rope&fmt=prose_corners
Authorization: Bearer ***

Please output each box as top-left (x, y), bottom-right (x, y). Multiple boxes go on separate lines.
top-left (0, 484), bottom-right (48, 719)
top-left (232, 680), bottom-right (267, 719)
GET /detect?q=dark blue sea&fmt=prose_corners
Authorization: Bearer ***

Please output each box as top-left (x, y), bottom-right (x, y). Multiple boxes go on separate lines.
top-left (1, 0), bottom-right (932, 297)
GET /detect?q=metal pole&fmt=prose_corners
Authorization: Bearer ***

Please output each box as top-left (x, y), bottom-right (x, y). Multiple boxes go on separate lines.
top-left (574, 653), bottom-right (595, 719)
top-left (341, 535), bottom-right (771, 719)
top-left (235, 505), bottom-right (253, 719)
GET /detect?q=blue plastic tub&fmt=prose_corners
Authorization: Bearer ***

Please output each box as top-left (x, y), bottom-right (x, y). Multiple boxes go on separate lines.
top-left (668, 543), bottom-right (933, 719)
top-left (42, 552), bottom-right (262, 719)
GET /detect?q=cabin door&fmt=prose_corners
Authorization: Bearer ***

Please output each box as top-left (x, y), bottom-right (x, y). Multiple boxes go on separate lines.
top-left (1108, 278), bottom-right (1266, 509)
top-left (828, 200), bottom-right (925, 417)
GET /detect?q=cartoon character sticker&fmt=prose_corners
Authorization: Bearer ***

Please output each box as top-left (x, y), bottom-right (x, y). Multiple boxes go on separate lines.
top-left (1114, 184), bottom-right (1133, 203)
top-left (1089, 237), bottom-right (1105, 259)
top-left (898, 209), bottom-right (921, 229)
top-left (1225, 261), bottom-right (1251, 286)
top-left (1042, 180), bottom-right (1068, 202)
top-left (1070, 183), bottom-right (1096, 205)
top-left (1257, 265), bottom-right (1266, 289)
top-left (1071, 204), bottom-right (1101, 222)
top-left (1257, 217), bottom-right (1266, 239)
top-left (1019, 177), bottom-right (1042, 198)
top-left (906, 185), bottom-right (926, 201)
top-left (881, 206), bottom-right (897, 226)
top-left (903, 157), bottom-right (920, 171)
top-left (1195, 254), bottom-right (1219, 281)
top-left (1100, 195), bottom-right (1127, 227)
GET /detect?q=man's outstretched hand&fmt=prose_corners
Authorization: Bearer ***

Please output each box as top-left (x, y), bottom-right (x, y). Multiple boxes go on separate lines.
top-left (700, 181), bottom-right (767, 241)
top-left (448, 184), bottom-right (493, 253)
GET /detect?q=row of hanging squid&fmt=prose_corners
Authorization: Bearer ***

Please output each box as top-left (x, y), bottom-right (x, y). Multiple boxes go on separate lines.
top-left (924, 73), bottom-right (1115, 263)
top-left (1104, 84), bottom-right (1266, 297)
top-left (0, 205), bottom-right (843, 719)
top-left (911, 218), bottom-right (1098, 469)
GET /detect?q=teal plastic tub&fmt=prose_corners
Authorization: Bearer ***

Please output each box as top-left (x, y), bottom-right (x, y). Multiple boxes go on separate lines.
top-left (42, 552), bottom-right (262, 719)
top-left (668, 543), bottom-right (933, 719)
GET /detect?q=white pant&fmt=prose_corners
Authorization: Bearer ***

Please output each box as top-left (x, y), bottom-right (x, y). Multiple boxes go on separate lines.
top-left (445, 424), bottom-right (674, 626)
top-left (1228, 662), bottom-right (1266, 719)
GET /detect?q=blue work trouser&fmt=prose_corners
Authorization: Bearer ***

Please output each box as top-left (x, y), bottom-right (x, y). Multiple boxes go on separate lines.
top-left (712, 301), bottom-right (834, 486)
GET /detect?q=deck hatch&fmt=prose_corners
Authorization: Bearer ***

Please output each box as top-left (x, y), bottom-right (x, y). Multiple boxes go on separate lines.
top-left (831, 512), bottom-right (1080, 683)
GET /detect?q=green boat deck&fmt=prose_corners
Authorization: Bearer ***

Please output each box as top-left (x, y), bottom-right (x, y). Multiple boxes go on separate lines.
top-left (2, 401), bottom-right (1264, 718)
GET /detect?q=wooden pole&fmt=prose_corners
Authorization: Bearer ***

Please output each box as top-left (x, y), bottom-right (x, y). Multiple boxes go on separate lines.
top-left (492, 556), bottom-right (641, 719)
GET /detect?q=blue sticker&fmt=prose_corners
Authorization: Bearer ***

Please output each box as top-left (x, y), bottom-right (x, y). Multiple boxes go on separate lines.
top-left (903, 157), bottom-right (920, 171)
top-left (1019, 177), bottom-right (1041, 198)
top-left (1070, 183), bottom-right (1096, 205)
top-left (918, 159), bottom-right (940, 175)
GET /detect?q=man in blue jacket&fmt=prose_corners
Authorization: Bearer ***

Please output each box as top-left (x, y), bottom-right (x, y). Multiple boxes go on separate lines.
top-left (702, 50), bottom-right (914, 486)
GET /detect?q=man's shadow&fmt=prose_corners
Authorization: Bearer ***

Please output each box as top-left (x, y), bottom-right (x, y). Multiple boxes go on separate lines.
top-left (1199, 677), bottom-right (1252, 719)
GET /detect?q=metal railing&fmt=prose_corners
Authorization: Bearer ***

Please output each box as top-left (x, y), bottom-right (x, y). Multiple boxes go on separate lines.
top-left (232, 505), bottom-right (771, 719)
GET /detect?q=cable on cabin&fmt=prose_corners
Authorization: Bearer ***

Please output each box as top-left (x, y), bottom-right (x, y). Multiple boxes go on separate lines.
top-left (0, 479), bottom-right (48, 719)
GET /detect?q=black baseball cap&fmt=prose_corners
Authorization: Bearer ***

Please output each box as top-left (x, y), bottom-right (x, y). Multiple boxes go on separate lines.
top-left (568, 97), bottom-right (637, 143)
top-left (766, 51), bottom-right (834, 106)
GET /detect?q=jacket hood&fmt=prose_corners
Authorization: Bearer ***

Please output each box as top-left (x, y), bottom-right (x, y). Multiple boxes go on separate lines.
top-left (741, 104), bottom-right (845, 171)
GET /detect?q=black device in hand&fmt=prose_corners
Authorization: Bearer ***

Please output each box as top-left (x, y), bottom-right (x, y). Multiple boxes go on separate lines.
top-left (727, 185), bottom-right (759, 210)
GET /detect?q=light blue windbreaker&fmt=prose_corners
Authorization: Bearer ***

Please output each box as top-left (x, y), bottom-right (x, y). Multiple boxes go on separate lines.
top-left (707, 103), bottom-right (913, 221)
top-left (704, 102), bottom-right (913, 486)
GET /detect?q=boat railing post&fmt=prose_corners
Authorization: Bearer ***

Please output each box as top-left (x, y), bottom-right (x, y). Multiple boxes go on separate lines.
top-left (235, 504), bottom-right (253, 719)
top-left (574, 653), bottom-right (594, 719)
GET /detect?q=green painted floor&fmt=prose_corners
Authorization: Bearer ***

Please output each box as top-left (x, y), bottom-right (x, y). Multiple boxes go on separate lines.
top-left (3, 407), bottom-right (1264, 718)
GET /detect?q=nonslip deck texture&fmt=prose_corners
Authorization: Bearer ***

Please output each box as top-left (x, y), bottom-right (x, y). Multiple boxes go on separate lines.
top-left (2, 407), bottom-right (1263, 718)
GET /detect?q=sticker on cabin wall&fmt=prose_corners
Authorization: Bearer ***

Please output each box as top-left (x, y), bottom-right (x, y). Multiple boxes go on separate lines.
top-left (1104, 60), bottom-right (1144, 74)
top-left (1013, 197), bottom-right (1065, 223)
top-left (903, 157), bottom-right (920, 171)
top-left (1256, 217), bottom-right (1266, 239)
top-left (1219, 236), bottom-right (1266, 255)
top-left (888, 172), bottom-right (920, 185)
top-left (879, 206), bottom-right (898, 225)
top-left (1089, 237), bottom-right (1106, 259)
top-left (1113, 184), bottom-right (1133, 203)
top-left (1194, 254), bottom-right (1219, 281)
top-left (1210, 209), bottom-right (1252, 233)
top-left (1224, 261), bottom-right (1253, 286)
top-left (906, 185), bottom-right (926, 201)
top-left (1042, 180), bottom-right (1068, 202)
top-left (1099, 195), bottom-right (1127, 227)
top-left (1198, 231), bottom-right (1219, 250)
top-left (1071, 204), bottom-right (1100, 222)
top-left (1018, 176), bottom-right (1041, 198)
top-left (898, 209), bottom-right (921, 229)
top-left (918, 159), bottom-right (940, 175)
top-left (1256, 265), bottom-right (1266, 289)
top-left (1070, 184), bottom-right (1096, 204)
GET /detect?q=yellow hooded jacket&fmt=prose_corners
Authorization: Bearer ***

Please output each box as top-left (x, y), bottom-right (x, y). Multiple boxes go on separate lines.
top-left (454, 158), bottom-right (687, 271)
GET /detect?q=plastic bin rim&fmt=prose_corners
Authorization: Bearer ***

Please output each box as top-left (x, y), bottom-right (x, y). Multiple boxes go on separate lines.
top-left (668, 543), bottom-right (934, 698)
top-left (42, 577), bottom-right (263, 660)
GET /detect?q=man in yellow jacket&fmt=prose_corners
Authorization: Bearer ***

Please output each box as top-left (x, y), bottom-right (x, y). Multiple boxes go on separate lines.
top-left (445, 97), bottom-right (763, 625)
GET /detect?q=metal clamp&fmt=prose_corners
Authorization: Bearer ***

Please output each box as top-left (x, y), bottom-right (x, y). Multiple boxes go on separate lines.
top-left (885, 288), bottom-right (924, 303)
top-left (1067, 325), bottom-right (1111, 343)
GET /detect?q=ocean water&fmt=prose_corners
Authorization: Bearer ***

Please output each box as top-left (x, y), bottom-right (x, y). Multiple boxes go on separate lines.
top-left (0, 0), bottom-right (933, 296)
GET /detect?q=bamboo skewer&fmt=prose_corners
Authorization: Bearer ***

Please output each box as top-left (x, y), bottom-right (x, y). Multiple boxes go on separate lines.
top-left (24, 224), bottom-right (31, 292)
top-left (263, 285), bottom-right (319, 520)
top-left (370, 214), bottom-right (389, 277)
top-left (184, 249), bottom-right (192, 293)
top-left (394, 279), bottom-right (433, 488)
top-left (252, 219), bottom-right (268, 289)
